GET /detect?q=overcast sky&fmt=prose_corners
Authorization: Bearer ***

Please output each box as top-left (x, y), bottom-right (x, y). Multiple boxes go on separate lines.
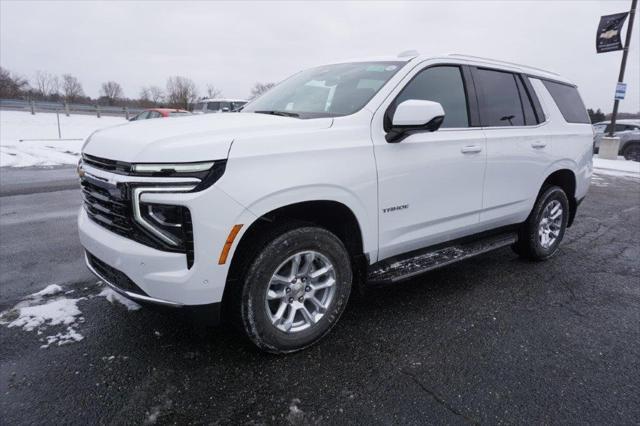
top-left (1, 0), bottom-right (638, 111)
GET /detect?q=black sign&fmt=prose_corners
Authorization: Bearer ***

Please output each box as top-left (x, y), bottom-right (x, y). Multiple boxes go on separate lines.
top-left (596, 12), bottom-right (629, 53)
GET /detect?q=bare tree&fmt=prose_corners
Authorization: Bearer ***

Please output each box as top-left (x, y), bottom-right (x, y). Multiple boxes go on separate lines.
top-left (250, 82), bottom-right (275, 99)
top-left (139, 86), bottom-right (151, 103)
top-left (61, 74), bottom-right (84, 102)
top-left (0, 67), bottom-right (29, 98)
top-left (148, 85), bottom-right (165, 104)
top-left (206, 84), bottom-right (222, 99)
top-left (166, 76), bottom-right (198, 109)
top-left (34, 71), bottom-right (59, 98)
top-left (100, 81), bottom-right (124, 105)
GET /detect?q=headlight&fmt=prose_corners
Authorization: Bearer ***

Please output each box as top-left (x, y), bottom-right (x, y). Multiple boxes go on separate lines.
top-left (132, 162), bottom-right (214, 174)
top-left (140, 203), bottom-right (190, 247)
top-left (130, 160), bottom-right (227, 191)
top-left (132, 186), bottom-right (195, 247)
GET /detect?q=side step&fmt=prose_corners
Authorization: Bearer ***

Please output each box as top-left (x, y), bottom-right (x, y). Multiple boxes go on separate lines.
top-left (367, 232), bottom-right (518, 285)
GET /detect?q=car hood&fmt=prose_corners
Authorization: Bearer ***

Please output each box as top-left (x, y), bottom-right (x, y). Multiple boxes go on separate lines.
top-left (83, 113), bottom-right (333, 163)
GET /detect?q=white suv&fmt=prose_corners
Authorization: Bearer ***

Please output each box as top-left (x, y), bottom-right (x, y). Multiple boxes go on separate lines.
top-left (78, 53), bottom-right (592, 353)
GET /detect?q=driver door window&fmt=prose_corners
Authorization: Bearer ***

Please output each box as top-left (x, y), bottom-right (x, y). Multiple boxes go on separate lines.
top-left (391, 66), bottom-right (470, 128)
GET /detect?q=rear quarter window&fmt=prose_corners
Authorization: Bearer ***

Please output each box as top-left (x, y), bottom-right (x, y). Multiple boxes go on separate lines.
top-left (541, 80), bottom-right (590, 124)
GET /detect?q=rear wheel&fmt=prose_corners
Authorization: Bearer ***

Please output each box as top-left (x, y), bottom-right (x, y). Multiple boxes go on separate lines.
top-left (622, 142), bottom-right (640, 162)
top-left (512, 186), bottom-right (569, 261)
top-left (237, 226), bottom-right (352, 353)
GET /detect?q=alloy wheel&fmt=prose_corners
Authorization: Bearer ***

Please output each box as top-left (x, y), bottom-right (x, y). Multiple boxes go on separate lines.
top-left (265, 251), bottom-right (336, 333)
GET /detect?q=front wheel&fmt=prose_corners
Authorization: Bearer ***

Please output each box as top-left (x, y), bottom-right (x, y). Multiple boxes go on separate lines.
top-left (513, 185), bottom-right (569, 261)
top-left (238, 226), bottom-right (352, 353)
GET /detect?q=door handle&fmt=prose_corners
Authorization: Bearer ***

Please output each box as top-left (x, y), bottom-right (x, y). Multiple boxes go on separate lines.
top-left (461, 145), bottom-right (482, 154)
top-left (531, 142), bottom-right (547, 149)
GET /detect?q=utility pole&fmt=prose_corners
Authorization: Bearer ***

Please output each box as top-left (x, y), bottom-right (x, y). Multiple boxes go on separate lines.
top-left (608, 0), bottom-right (637, 137)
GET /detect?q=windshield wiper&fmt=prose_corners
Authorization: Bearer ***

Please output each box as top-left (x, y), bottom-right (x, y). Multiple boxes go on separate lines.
top-left (255, 110), bottom-right (300, 118)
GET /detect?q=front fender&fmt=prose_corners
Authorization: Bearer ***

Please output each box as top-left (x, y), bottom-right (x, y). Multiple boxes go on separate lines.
top-left (227, 184), bottom-right (377, 260)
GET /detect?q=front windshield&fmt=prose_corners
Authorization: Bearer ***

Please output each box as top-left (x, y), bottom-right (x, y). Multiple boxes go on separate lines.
top-left (243, 61), bottom-right (404, 118)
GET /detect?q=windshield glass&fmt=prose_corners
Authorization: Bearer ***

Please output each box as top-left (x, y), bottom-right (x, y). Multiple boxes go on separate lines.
top-left (243, 61), bottom-right (404, 118)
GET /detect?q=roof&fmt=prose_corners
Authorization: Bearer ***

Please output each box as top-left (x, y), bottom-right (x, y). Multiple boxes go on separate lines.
top-left (325, 50), bottom-right (572, 84)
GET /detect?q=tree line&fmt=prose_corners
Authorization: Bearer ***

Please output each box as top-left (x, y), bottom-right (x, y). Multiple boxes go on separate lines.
top-left (0, 66), bottom-right (274, 110)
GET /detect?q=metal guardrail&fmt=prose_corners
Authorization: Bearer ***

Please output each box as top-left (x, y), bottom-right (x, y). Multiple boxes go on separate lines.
top-left (0, 98), bottom-right (144, 118)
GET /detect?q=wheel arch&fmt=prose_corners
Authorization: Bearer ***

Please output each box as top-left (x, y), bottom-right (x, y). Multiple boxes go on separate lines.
top-left (221, 199), bottom-right (369, 318)
top-left (539, 168), bottom-right (578, 227)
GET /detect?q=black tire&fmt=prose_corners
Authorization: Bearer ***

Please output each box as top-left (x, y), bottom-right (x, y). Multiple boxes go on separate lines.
top-left (237, 226), bottom-right (352, 354)
top-left (512, 185), bottom-right (570, 261)
top-left (622, 142), bottom-right (640, 162)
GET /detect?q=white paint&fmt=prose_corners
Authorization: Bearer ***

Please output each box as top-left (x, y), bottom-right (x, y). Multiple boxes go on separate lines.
top-left (78, 54), bottom-right (593, 309)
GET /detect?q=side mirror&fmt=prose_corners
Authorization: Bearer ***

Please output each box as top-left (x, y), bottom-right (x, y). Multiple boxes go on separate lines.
top-left (386, 100), bottom-right (445, 143)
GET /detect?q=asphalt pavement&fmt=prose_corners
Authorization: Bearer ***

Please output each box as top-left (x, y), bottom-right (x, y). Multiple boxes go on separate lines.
top-left (0, 168), bottom-right (639, 425)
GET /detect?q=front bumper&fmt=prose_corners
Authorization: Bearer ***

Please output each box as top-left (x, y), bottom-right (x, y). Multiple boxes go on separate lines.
top-left (78, 178), bottom-right (255, 306)
top-left (84, 250), bottom-right (223, 324)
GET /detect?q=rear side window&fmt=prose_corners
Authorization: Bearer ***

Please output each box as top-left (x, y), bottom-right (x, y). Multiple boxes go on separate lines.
top-left (474, 68), bottom-right (527, 127)
top-left (393, 66), bottom-right (469, 128)
top-left (542, 80), bottom-right (590, 124)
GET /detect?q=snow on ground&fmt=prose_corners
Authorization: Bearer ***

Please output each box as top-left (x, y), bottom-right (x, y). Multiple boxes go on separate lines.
top-left (99, 287), bottom-right (141, 311)
top-left (0, 110), bottom-right (125, 167)
top-left (4, 297), bottom-right (84, 332)
top-left (1, 283), bottom-right (143, 348)
top-left (0, 284), bottom-right (86, 348)
top-left (593, 157), bottom-right (640, 178)
top-left (31, 284), bottom-right (64, 297)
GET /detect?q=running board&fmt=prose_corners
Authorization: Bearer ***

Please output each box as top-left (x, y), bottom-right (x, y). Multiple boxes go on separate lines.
top-left (367, 232), bottom-right (518, 285)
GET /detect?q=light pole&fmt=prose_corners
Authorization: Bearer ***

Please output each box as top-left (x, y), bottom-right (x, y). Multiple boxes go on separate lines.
top-left (608, 0), bottom-right (637, 137)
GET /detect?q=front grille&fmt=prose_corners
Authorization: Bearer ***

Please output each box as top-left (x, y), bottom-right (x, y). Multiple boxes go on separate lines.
top-left (80, 171), bottom-right (195, 269)
top-left (81, 175), bottom-right (134, 238)
top-left (87, 252), bottom-right (147, 295)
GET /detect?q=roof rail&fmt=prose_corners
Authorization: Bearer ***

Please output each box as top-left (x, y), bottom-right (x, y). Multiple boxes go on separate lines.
top-left (447, 54), bottom-right (560, 76)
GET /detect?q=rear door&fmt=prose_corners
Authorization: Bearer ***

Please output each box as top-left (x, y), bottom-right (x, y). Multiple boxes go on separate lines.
top-left (472, 67), bottom-right (552, 226)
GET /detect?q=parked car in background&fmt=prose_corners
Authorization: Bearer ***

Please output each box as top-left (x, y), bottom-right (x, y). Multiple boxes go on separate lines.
top-left (191, 98), bottom-right (248, 114)
top-left (129, 108), bottom-right (191, 121)
top-left (593, 119), bottom-right (640, 161)
top-left (79, 53), bottom-right (592, 353)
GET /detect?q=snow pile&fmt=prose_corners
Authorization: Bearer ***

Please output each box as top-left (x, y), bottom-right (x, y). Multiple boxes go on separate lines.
top-left (31, 284), bottom-right (64, 297)
top-left (0, 110), bottom-right (125, 167)
top-left (593, 157), bottom-right (640, 178)
top-left (0, 283), bottom-right (86, 348)
top-left (99, 287), bottom-right (141, 311)
top-left (5, 297), bottom-right (83, 332)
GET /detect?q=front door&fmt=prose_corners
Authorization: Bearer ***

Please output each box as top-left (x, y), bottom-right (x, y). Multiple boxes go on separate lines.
top-left (372, 64), bottom-right (487, 260)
